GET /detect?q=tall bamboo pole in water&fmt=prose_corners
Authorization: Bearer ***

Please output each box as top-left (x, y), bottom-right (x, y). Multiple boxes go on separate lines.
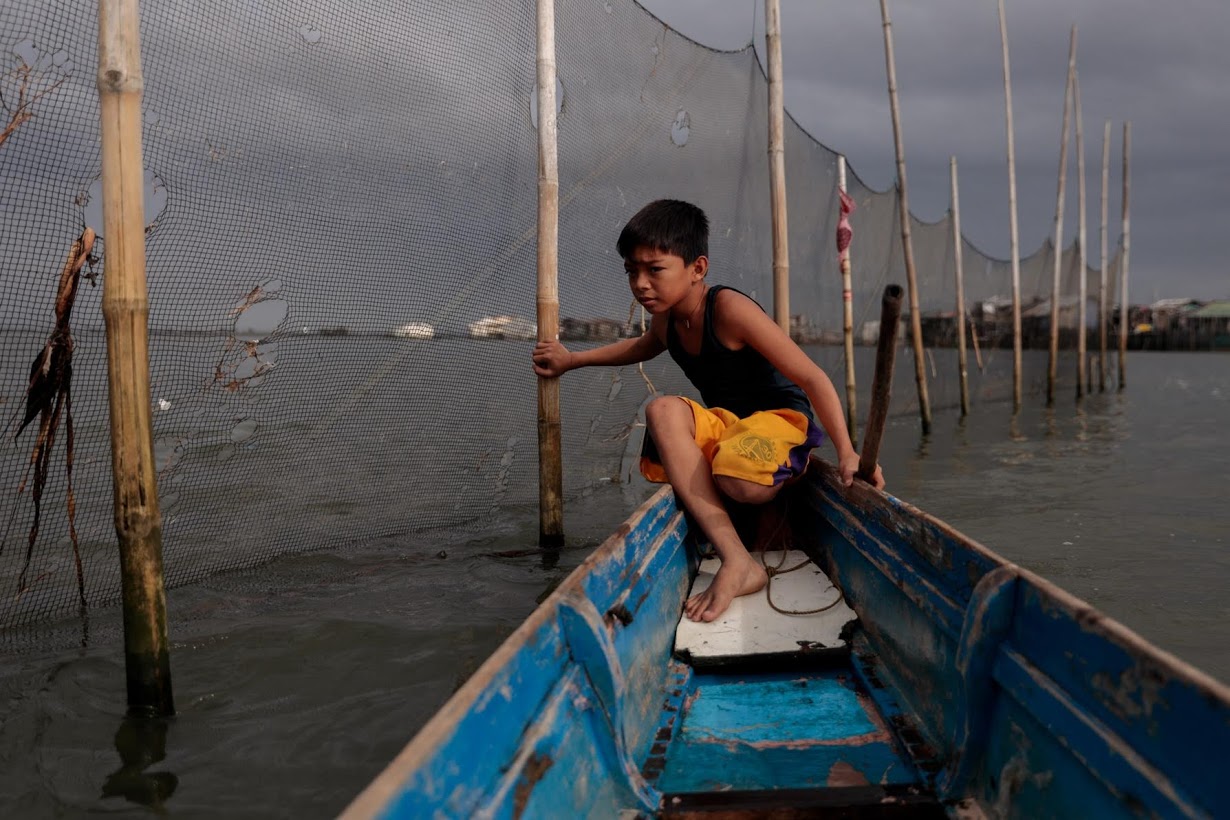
top-left (1074, 70), bottom-right (1088, 398)
top-left (997, 0), bottom-right (1023, 412)
top-left (878, 0), bottom-right (931, 434)
top-left (535, 0), bottom-right (563, 548)
top-left (1099, 120), bottom-right (1110, 391)
top-left (765, 0), bottom-right (790, 332)
top-left (950, 157), bottom-right (969, 417)
top-left (1118, 122), bottom-right (1131, 390)
top-left (99, 0), bottom-right (173, 715)
top-left (1047, 27), bottom-right (1076, 406)
top-left (837, 155), bottom-right (857, 442)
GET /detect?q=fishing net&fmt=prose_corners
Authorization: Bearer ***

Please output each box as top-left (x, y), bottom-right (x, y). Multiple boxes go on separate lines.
top-left (0, 0), bottom-right (1121, 630)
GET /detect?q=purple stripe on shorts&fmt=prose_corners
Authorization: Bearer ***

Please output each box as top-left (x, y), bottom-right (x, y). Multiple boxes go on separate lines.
top-left (771, 419), bottom-right (825, 486)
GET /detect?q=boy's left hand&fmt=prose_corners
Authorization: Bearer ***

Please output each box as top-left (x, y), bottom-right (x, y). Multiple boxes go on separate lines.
top-left (838, 452), bottom-right (885, 490)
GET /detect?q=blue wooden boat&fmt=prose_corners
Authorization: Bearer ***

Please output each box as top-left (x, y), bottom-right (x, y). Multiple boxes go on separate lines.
top-left (343, 460), bottom-right (1230, 818)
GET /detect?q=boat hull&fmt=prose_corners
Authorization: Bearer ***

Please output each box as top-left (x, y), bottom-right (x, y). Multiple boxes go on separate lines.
top-left (344, 458), bottom-right (1230, 818)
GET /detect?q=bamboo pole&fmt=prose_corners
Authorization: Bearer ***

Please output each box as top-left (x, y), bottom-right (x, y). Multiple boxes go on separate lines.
top-left (837, 155), bottom-right (857, 442)
top-left (950, 157), bottom-right (969, 416)
top-left (765, 0), bottom-right (790, 332)
top-left (1118, 121), bottom-right (1131, 390)
top-left (1047, 27), bottom-right (1076, 406)
top-left (1099, 120), bottom-right (1110, 392)
top-left (99, 0), bottom-right (173, 716)
top-left (1074, 69), bottom-right (1088, 398)
top-left (535, 0), bottom-right (563, 548)
top-left (997, 0), bottom-right (1023, 412)
top-left (858, 285), bottom-right (903, 483)
top-left (878, 0), bottom-right (931, 434)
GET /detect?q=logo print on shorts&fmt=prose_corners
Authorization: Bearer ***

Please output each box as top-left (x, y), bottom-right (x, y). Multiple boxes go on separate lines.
top-left (732, 434), bottom-right (775, 463)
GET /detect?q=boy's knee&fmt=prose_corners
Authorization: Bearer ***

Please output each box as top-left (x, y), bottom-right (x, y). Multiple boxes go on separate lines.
top-left (714, 474), bottom-right (780, 505)
top-left (645, 396), bottom-right (691, 431)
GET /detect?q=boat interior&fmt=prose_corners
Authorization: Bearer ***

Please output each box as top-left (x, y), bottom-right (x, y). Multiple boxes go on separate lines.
top-left (637, 503), bottom-right (948, 817)
top-left (350, 460), bottom-right (1224, 818)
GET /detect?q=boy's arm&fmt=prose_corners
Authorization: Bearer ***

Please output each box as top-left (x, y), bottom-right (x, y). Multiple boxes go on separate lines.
top-left (532, 318), bottom-right (665, 377)
top-left (715, 290), bottom-right (884, 489)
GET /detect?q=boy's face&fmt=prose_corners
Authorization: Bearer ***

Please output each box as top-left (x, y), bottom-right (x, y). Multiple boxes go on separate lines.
top-left (623, 245), bottom-right (707, 314)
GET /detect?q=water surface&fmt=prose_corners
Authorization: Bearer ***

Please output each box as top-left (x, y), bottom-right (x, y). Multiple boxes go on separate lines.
top-left (2, 351), bottom-right (1227, 817)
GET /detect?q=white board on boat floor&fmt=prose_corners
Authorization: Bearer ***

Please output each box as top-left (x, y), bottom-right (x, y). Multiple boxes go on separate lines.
top-left (675, 551), bottom-right (856, 661)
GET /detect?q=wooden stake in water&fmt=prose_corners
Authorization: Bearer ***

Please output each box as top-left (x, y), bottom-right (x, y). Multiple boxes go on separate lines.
top-left (878, 0), bottom-right (931, 434)
top-left (998, 0), bottom-right (1023, 413)
top-left (1118, 121), bottom-right (1131, 390)
top-left (859, 285), bottom-right (904, 484)
top-left (1099, 120), bottom-right (1111, 392)
top-left (837, 155), bottom-right (857, 442)
top-left (535, 0), bottom-right (563, 548)
top-left (765, 0), bottom-right (791, 332)
top-left (1047, 26), bottom-right (1076, 406)
top-left (950, 157), bottom-right (969, 416)
top-left (99, 0), bottom-right (173, 716)
top-left (1074, 69), bottom-right (1088, 398)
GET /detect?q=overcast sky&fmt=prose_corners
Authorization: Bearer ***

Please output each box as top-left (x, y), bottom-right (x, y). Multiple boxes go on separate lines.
top-left (638, 0), bottom-right (1229, 301)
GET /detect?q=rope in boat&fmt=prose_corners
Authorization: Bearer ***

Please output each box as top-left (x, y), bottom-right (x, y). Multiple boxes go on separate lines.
top-left (759, 546), bottom-right (846, 617)
top-left (753, 493), bottom-right (846, 617)
top-left (691, 492), bottom-right (847, 616)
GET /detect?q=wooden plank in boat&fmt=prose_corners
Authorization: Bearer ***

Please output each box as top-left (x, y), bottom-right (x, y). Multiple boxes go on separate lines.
top-left (674, 550), bottom-right (856, 666)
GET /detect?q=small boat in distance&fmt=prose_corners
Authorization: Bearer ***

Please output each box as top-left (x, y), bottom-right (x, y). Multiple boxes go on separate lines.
top-left (391, 322), bottom-right (435, 339)
top-left (343, 459), bottom-right (1230, 818)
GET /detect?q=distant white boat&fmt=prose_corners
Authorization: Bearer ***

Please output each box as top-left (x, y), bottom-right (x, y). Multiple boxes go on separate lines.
top-left (392, 323), bottom-right (435, 339)
top-left (468, 315), bottom-right (536, 340)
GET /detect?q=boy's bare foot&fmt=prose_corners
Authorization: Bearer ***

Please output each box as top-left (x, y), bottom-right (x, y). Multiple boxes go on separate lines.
top-left (684, 556), bottom-right (767, 622)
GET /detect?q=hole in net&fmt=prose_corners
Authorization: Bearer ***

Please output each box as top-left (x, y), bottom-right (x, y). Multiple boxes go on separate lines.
top-left (299, 25), bottom-right (322, 44)
top-left (11, 38), bottom-right (38, 66)
top-left (529, 76), bottom-right (565, 129)
top-left (230, 418), bottom-right (258, 444)
top-left (232, 299), bottom-right (288, 343)
top-left (80, 170), bottom-right (168, 237)
top-left (671, 110), bottom-right (690, 147)
top-left (154, 435), bottom-right (186, 474)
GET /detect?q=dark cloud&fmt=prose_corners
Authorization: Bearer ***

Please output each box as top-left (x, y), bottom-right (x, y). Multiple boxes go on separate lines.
top-left (640, 0), bottom-right (1230, 298)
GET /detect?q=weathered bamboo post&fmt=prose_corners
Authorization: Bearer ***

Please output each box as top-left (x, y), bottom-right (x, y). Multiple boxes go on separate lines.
top-left (765, 0), bottom-right (791, 332)
top-left (837, 155), bottom-right (857, 442)
top-left (997, 0), bottom-right (1023, 412)
top-left (99, 0), bottom-right (173, 716)
top-left (1074, 69), bottom-right (1088, 398)
top-left (535, 0), bottom-right (563, 548)
top-left (1047, 26), bottom-right (1076, 406)
top-left (1099, 120), bottom-right (1111, 392)
top-left (878, 0), bottom-right (931, 434)
top-left (1118, 121), bottom-right (1131, 390)
top-left (859, 285), bottom-right (904, 483)
top-left (950, 157), bottom-right (969, 416)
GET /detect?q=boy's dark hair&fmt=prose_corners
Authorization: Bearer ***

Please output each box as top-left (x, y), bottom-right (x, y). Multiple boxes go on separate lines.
top-left (617, 199), bottom-right (709, 264)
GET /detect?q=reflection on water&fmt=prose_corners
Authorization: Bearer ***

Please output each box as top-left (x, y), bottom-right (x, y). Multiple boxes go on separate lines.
top-left (102, 717), bottom-right (178, 810)
top-left (1, 352), bottom-right (1228, 817)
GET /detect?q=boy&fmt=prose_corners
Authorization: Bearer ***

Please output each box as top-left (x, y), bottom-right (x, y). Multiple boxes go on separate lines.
top-left (532, 200), bottom-right (883, 622)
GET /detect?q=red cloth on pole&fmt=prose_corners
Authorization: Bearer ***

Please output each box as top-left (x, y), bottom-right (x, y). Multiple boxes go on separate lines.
top-left (836, 189), bottom-right (856, 263)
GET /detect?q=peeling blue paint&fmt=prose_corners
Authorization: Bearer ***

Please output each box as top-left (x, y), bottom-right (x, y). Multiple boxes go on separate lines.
top-left (348, 462), bottom-right (1230, 820)
top-left (654, 670), bottom-right (914, 793)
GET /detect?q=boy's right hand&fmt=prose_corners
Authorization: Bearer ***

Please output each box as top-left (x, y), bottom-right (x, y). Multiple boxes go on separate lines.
top-left (532, 339), bottom-right (574, 378)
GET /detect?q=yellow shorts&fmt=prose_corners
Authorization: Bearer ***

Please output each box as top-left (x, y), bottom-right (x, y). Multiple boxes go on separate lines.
top-left (640, 397), bottom-right (823, 487)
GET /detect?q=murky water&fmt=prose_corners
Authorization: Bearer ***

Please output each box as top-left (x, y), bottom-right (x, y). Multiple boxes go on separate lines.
top-left (1, 351), bottom-right (1228, 817)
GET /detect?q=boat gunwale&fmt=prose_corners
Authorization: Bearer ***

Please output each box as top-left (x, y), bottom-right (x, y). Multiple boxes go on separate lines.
top-left (809, 457), bottom-right (1230, 717)
top-left (341, 485), bottom-right (680, 818)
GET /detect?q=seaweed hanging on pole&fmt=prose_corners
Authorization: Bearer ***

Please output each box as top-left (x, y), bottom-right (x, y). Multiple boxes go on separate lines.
top-left (6, 228), bottom-right (97, 606)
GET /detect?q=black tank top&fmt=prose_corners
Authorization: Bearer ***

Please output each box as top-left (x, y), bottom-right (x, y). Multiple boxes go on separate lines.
top-left (666, 285), bottom-right (813, 420)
